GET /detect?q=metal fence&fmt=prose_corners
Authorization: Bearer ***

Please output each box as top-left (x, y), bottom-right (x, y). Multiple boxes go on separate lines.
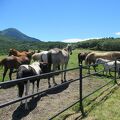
top-left (0, 59), bottom-right (118, 119)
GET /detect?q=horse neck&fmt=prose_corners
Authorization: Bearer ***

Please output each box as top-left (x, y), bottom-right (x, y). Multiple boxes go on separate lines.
top-left (13, 50), bottom-right (20, 56)
top-left (65, 47), bottom-right (72, 55)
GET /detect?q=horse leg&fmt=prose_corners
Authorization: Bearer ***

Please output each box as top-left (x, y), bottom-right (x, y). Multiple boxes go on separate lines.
top-left (52, 65), bottom-right (57, 86)
top-left (64, 64), bottom-right (67, 82)
top-left (9, 68), bottom-right (14, 80)
top-left (17, 83), bottom-right (24, 105)
top-left (87, 65), bottom-right (90, 74)
top-left (48, 77), bottom-right (51, 88)
top-left (25, 80), bottom-right (30, 110)
top-left (2, 67), bottom-right (8, 82)
top-left (37, 79), bottom-right (40, 92)
top-left (32, 81), bottom-right (35, 94)
top-left (61, 65), bottom-right (64, 83)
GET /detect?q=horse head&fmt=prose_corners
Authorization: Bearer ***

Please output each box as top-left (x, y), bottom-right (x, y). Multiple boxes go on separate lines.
top-left (66, 44), bottom-right (72, 55)
top-left (40, 62), bottom-right (51, 73)
top-left (9, 48), bottom-right (17, 56)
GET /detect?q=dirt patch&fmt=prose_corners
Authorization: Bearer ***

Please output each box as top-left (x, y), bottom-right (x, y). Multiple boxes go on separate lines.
top-left (0, 70), bottom-right (109, 120)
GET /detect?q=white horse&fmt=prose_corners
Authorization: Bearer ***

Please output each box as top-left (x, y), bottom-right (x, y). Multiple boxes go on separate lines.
top-left (32, 44), bottom-right (72, 87)
top-left (96, 58), bottom-right (120, 76)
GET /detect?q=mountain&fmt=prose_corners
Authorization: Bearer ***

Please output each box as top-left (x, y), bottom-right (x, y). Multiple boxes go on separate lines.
top-left (0, 28), bottom-right (41, 42)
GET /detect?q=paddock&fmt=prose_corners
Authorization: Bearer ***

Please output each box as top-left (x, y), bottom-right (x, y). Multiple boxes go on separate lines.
top-left (0, 61), bottom-right (119, 120)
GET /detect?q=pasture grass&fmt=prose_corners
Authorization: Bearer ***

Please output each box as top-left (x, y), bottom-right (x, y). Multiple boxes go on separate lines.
top-left (54, 81), bottom-right (120, 120)
top-left (51, 49), bottom-right (120, 120)
top-left (0, 49), bottom-right (120, 120)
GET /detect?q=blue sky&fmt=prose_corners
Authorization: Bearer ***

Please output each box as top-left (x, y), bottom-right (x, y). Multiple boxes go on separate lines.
top-left (0, 0), bottom-right (120, 42)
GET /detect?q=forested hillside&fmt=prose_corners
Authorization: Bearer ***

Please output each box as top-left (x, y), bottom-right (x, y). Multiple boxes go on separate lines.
top-left (75, 37), bottom-right (120, 51)
top-left (0, 35), bottom-right (66, 55)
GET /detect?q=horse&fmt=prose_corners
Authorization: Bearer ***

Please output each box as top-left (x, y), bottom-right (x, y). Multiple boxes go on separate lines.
top-left (95, 58), bottom-right (120, 77)
top-left (0, 56), bottom-right (31, 82)
top-left (85, 51), bottom-right (120, 74)
top-left (31, 44), bottom-right (72, 87)
top-left (78, 52), bottom-right (90, 65)
top-left (48, 44), bottom-right (72, 86)
top-left (17, 62), bottom-right (51, 109)
top-left (9, 48), bottom-right (34, 60)
top-left (32, 51), bottom-right (49, 62)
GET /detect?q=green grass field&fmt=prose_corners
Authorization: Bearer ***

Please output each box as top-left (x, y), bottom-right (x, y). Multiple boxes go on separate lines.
top-left (0, 49), bottom-right (120, 120)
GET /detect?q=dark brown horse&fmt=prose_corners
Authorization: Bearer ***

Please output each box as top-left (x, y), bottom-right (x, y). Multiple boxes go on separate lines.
top-left (78, 52), bottom-right (90, 65)
top-left (0, 56), bottom-right (30, 82)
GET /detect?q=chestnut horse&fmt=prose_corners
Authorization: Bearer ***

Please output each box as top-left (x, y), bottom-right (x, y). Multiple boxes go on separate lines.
top-left (85, 51), bottom-right (120, 74)
top-left (9, 48), bottom-right (34, 60)
top-left (0, 56), bottom-right (30, 82)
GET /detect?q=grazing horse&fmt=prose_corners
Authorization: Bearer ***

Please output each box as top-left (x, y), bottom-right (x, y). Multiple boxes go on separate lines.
top-left (85, 51), bottom-right (120, 74)
top-left (78, 52), bottom-right (90, 65)
top-left (17, 62), bottom-right (51, 109)
top-left (9, 48), bottom-right (34, 60)
top-left (0, 56), bottom-right (30, 82)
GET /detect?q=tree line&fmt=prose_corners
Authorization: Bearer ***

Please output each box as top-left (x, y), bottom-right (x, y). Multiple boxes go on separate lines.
top-left (75, 37), bottom-right (120, 51)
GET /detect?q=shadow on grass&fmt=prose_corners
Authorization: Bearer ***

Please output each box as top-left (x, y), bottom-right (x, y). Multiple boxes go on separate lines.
top-left (64, 83), bottom-right (120, 120)
top-left (84, 85), bottom-right (119, 119)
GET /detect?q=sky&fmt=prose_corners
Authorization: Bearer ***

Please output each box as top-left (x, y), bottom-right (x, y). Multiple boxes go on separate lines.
top-left (0, 0), bottom-right (120, 42)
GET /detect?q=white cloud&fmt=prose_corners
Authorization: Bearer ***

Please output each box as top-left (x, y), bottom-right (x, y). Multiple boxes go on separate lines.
top-left (115, 32), bottom-right (120, 35)
top-left (62, 38), bottom-right (101, 43)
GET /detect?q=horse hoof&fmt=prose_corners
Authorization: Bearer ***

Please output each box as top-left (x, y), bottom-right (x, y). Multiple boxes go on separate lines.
top-left (48, 85), bottom-right (51, 88)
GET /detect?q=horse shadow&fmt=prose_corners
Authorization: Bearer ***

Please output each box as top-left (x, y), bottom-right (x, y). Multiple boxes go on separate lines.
top-left (12, 96), bottom-right (41, 120)
top-left (46, 82), bottom-right (70, 94)
top-left (12, 82), bottom-right (70, 120)
top-left (0, 83), bottom-right (16, 89)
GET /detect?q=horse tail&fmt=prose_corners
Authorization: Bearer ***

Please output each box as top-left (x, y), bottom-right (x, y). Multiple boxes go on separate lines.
top-left (47, 52), bottom-right (52, 65)
top-left (0, 58), bottom-right (6, 68)
top-left (16, 67), bottom-right (24, 97)
top-left (17, 83), bottom-right (24, 97)
top-left (47, 52), bottom-right (52, 70)
top-left (85, 54), bottom-right (89, 65)
top-left (78, 53), bottom-right (81, 65)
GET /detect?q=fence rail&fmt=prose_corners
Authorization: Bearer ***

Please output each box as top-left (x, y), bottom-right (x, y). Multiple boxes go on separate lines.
top-left (0, 59), bottom-right (119, 119)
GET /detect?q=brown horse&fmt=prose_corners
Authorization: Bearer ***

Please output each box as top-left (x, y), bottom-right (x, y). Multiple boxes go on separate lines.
top-left (85, 51), bottom-right (120, 73)
top-left (9, 48), bottom-right (34, 60)
top-left (0, 56), bottom-right (30, 82)
top-left (78, 52), bottom-right (90, 65)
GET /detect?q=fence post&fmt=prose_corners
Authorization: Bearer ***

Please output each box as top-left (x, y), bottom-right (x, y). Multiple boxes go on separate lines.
top-left (114, 59), bottom-right (117, 84)
top-left (79, 64), bottom-right (85, 116)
